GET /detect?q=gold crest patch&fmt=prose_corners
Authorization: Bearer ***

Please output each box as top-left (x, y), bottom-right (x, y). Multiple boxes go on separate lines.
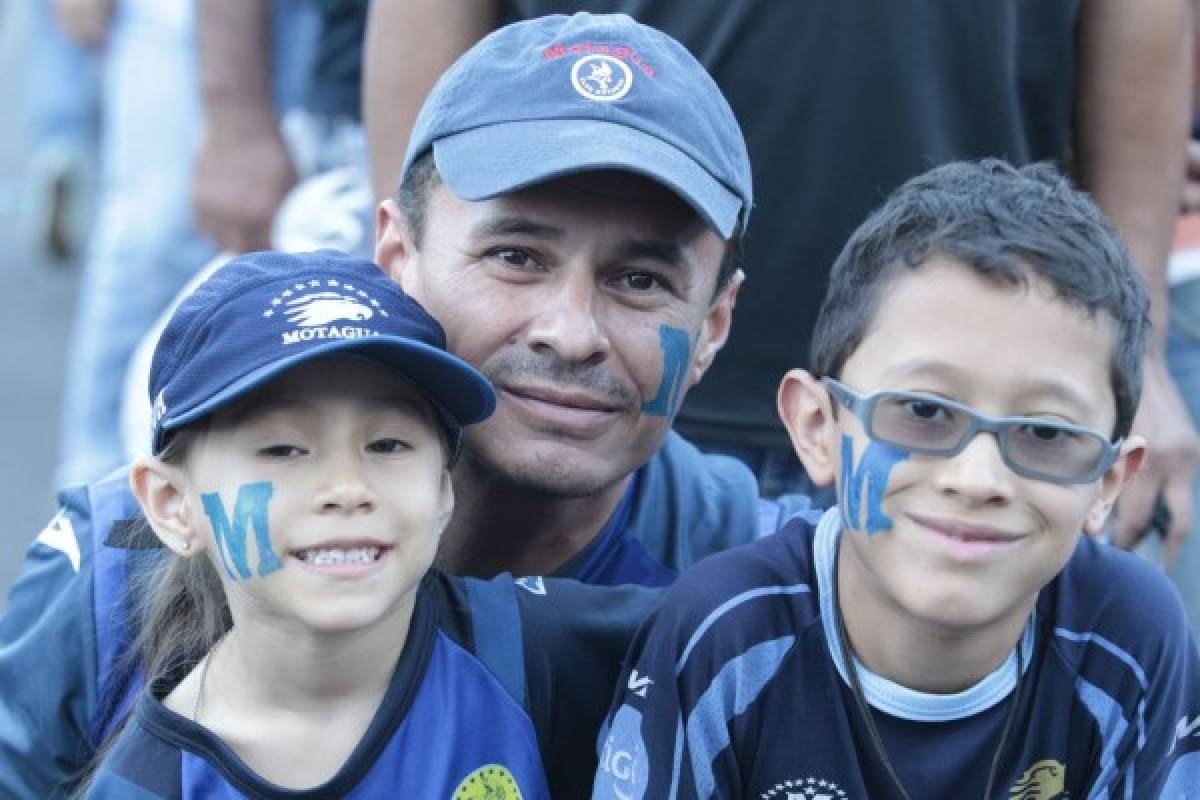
top-left (1009, 759), bottom-right (1067, 799)
top-left (452, 764), bottom-right (524, 800)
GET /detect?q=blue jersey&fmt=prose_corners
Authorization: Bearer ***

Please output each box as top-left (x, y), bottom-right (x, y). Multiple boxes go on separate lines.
top-left (594, 509), bottom-right (1200, 799)
top-left (89, 571), bottom-right (654, 799)
top-left (0, 433), bottom-right (809, 798)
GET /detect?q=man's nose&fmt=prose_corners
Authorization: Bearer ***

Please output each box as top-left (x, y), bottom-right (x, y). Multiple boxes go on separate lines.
top-left (526, 274), bottom-right (611, 366)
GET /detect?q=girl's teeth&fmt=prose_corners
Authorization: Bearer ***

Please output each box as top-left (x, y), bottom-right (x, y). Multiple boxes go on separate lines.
top-left (301, 547), bottom-right (381, 565)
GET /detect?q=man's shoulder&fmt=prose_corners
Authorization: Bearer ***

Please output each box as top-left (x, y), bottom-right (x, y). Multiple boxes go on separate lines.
top-left (647, 514), bottom-right (823, 661)
top-left (630, 432), bottom-right (810, 567)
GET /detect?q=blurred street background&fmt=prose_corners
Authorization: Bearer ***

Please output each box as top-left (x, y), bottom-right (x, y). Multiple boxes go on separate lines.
top-left (0, 2), bottom-right (82, 609)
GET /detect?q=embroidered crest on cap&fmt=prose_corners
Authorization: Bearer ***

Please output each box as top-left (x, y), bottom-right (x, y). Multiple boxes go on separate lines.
top-left (571, 54), bottom-right (633, 102)
top-left (263, 278), bottom-right (388, 346)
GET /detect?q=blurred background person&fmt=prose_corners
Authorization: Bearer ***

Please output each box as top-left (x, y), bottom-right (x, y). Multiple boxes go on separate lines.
top-left (54, 0), bottom-right (317, 490)
top-left (19, 0), bottom-right (104, 265)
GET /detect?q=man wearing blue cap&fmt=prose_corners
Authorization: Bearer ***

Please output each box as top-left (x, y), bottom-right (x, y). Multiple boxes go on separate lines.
top-left (0, 13), bottom-right (805, 797)
top-left (370, 12), bottom-right (789, 585)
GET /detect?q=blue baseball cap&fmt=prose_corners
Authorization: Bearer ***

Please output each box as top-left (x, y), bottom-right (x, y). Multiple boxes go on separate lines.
top-left (401, 12), bottom-right (752, 239)
top-left (148, 250), bottom-right (496, 454)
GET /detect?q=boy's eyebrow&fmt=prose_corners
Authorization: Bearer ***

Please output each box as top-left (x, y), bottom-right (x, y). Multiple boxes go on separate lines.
top-left (879, 360), bottom-right (1096, 411)
top-left (469, 215), bottom-right (565, 242)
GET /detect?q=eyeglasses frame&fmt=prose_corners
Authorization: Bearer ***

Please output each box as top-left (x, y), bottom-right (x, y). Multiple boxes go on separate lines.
top-left (821, 377), bottom-right (1121, 485)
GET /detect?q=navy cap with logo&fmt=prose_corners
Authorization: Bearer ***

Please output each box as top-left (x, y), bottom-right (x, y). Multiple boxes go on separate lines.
top-left (401, 12), bottom-right (752, 239)
top-left (148, 250), bottom-right (496, 455)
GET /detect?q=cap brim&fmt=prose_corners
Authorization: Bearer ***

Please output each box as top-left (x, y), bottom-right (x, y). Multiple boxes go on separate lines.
top-left (160, 336), bottom-right (496, 437)
top-left (433, 118), bottom-right (742, 239)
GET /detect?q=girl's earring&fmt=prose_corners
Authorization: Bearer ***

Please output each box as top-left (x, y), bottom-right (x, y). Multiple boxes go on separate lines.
top-left (181, 540), bottom-right (191, 552)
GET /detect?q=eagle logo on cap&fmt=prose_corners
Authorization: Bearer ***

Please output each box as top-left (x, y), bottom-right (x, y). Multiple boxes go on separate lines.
top-left (284, 292), bottom-right (374, 327)
top-left (571, 54), bottom-right (633, 102)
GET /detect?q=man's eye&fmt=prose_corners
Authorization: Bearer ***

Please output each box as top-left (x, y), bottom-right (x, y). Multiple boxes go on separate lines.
top-left (619, 272), bottom-right (665, 291)
top-left (258, 444), bottom-right (305, 458)
top-left (366, 438), bottom-right (412, 455)
top-left (487, 248), bottom-right (538, 270)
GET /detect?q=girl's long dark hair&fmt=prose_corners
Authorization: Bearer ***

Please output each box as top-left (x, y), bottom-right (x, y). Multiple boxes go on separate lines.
top-left (74, 429), bottom-right (232, 795)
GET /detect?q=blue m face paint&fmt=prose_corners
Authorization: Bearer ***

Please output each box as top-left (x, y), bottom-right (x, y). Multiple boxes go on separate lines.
top-left (839, 435), bottom-right (910, 535)
top-left (641, 325), bottom-right (691, 417)
top-left (200, 481), bottom-right (283, 581)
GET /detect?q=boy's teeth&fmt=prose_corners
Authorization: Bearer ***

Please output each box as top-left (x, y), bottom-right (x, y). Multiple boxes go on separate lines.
top-left (301, 547), bottom-right (381, 565)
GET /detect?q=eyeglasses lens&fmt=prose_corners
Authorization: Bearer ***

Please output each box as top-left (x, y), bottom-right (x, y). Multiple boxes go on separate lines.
top-left (869, 394), bottom-right (1104, 481)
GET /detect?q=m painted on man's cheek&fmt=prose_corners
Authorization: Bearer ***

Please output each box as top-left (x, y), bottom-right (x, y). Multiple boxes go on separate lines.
top-left (839, 435), bottom-right (910, 535)
top-left (641, 324), bottom-right (691, 417)
top-left (201, 481), bottom-right (283, 581)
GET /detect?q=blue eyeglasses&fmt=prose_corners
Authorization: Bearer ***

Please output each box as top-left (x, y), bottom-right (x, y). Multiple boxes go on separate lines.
top-left (822, 378), bottom-right (1121, 485)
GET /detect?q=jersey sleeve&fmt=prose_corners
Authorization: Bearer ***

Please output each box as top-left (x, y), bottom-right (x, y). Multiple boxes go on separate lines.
top-left (1113, 572), bottom-right (1200, 797)
top-left (0, 492), bottom-right (100, 798)
top-left (589, 588), bottom-right (750, 800)
top-left (515, 578), bottom-right (661, 800)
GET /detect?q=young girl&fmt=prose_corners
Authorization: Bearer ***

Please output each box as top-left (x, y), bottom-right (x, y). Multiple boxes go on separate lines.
top-left (84, 250), bottom-right (650, 798)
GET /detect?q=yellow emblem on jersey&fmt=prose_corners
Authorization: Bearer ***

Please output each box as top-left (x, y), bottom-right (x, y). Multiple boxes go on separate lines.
top-left (452, 764), bottom-right (524, 800)
top-left (1009, 758), bottom-right (1067, 799)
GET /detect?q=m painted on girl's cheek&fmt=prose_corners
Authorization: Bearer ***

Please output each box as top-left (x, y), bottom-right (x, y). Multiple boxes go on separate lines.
top-left (641, 325), bottom-right (691, 417)
top-left (839, 435), bottom-right (910, 535)
top-left (200, 481), bottom-right (283, 581)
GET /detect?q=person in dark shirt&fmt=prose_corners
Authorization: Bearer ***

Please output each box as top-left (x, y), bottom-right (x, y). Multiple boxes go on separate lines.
top-left (593, 160), bottom-right (1200, 799)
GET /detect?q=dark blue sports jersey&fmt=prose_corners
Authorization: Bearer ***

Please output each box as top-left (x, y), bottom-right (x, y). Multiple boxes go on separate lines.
top-left (0, 433), bottom-right (811, 798)
top-left (594, 509), bottom-right (1200, 799)
top-left (87, 571), bottom-right (654, 799)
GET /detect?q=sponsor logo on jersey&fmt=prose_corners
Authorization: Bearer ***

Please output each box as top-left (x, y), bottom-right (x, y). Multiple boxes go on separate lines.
top-left (596, 706), bottom-right (649, 800)
top-left (262, 279), bottom-right (388, 346)
top-left (1177, 714), bottom-right (1200, 747)
top-left (452, 764), bottom-right (523, 799)
top-left (571, 54), bottom-right (633, 102)
top-left (759, 776), bottom-right (848, 799)
top-left (1008, 759), bottom-right (1066, 799)
top-left (35, 508), bottom-right (80, 573)
top-left (515, 575), bottom-right (546, 595)
top-left (626, 669), bottom-right (653, 698)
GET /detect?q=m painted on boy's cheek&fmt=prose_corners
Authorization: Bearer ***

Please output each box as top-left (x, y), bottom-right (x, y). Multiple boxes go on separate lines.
top-left (201, 481), bottom-right (283, 581)
top-left (839, 435), bottom-right (910, 535)
top-left (641, 325), bottom-right (690, 417)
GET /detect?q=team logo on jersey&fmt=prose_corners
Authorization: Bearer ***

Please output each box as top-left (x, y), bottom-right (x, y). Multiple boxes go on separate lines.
top-left (571, 54), bottom-right (633, 102)
top-left (1008, 759), bottom-right (1066, 799)
top-left (452, 764), bottom-right (523, 799)
top-left (760, 776), bottom-right (848, 799)
top-left (262, 278), bottom-right (388, 346)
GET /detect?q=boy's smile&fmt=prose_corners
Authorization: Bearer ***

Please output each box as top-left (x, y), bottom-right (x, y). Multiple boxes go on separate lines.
top-left (783, 256), bottom-right (1145, 689)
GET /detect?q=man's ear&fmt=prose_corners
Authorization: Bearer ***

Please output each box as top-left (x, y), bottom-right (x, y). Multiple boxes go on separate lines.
top-left (374, 198), bottom-right (416, 287)
top-left (688, 269), bottom-right (743, 387)
top-left (778, 369), bottom-right (839, 487)
top-left (129, 457), bottom-right (203, 557)
top-left (1083, 436), bottom-right (1148, 536)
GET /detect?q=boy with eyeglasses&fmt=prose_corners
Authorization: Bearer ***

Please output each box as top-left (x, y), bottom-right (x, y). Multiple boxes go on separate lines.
top-left (592, 160), bottom-right (1200, 799)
